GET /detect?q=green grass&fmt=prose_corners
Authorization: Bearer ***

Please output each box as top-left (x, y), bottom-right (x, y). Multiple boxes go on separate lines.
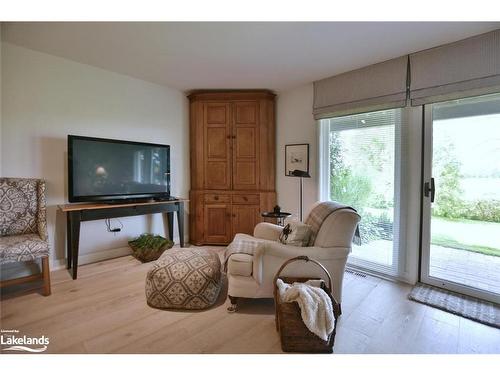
top-left (431, 215), bottom-right (500, 257)
top-left (431, 234), bottom-right (500, 257)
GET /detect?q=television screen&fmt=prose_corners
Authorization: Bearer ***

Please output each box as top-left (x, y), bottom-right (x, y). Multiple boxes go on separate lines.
top-left (68, 135), bottom-right (170, 202)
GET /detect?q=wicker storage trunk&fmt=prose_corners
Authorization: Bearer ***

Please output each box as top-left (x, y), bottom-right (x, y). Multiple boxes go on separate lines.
top-left (273, 256), bottom-right (340, 353)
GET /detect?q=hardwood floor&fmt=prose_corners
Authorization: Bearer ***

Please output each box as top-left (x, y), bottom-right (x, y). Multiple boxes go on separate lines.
top-left (1, 247), bottom-right (499, 354)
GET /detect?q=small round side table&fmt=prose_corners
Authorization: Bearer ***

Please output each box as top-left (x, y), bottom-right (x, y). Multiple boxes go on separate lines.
top-left (261, 211), bottom-right (292, 227)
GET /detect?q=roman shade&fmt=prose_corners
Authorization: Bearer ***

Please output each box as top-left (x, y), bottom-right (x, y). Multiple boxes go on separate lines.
top-left (313, 56), bottom-right (408, 119)
top-left (410, 29), bottom-right (500, 106)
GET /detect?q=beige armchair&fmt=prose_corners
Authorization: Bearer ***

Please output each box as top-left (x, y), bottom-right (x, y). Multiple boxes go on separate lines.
top-left (0, 178), bottom-right (51, 296)
top-left (226, 201), bottom-right (360, 312)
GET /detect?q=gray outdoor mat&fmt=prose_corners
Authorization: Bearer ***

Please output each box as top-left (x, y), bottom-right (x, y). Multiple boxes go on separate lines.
top-left (408, 283), bottom-right (499, 329)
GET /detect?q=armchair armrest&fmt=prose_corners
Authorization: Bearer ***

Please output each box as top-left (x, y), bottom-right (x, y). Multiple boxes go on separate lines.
top-left (253, 222), bottom-right (282, 241)
top-left (252, 242), bottom-right (351, 285)
top-left (260, 242), bottom-right (350, 260)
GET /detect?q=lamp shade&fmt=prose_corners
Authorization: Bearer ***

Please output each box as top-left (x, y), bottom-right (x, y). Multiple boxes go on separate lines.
top-left (290, 169), bottom-right (311, 178)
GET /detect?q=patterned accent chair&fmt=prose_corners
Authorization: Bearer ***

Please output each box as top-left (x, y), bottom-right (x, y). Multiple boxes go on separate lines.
top-left (0, 178), bottom-right (51, 296)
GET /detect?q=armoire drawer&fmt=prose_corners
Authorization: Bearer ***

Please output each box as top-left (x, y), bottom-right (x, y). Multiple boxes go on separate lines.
top-left (204, 193), bottom-right (231, 203)
top-left (232, 193), bottom-right (260, 205)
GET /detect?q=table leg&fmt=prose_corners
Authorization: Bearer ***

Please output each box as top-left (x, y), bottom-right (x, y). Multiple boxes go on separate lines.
top-left (69, 211), bottom-right (81, 280)
top-left (176, 202), bottom-right (185, 247)
top-left (66, 213), bottom-right (72, 269)
top-left (163, 212), bottom-right (174, 241)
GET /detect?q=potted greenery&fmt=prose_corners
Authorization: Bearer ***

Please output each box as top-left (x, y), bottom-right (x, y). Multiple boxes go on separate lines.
top-left (128, 233), bottom-right (174, 263)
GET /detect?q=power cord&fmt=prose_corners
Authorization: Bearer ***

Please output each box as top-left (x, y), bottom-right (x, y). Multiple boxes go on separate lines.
top-left (105, 218), bottom-right (123, 234)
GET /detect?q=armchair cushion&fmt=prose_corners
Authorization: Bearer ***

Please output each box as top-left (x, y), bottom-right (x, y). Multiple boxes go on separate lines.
top-left (253, 222), bottom-right (282, 241)
top-left (278, 221), bottom-right (312, 247)
top-left (0, 234), bottom-right (50, 264)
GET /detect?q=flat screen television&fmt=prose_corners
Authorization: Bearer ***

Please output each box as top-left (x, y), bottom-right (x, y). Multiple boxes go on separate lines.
top-left (68, 135), bottom-right (171, 203)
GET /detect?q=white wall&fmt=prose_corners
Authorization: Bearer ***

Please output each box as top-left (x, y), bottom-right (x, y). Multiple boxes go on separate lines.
top-left (276, 84), bottom-right (319, 220)
top-left (1, 43), bottom-right (189, 272)
top-left (275, 83), bottom-right (422, 285)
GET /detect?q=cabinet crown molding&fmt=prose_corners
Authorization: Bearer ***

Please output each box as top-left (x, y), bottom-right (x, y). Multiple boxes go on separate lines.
top-left (187, 89), bottom-right (276, 101)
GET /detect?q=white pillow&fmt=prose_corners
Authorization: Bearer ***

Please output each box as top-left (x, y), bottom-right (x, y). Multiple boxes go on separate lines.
top-left (278, 221), bottom-right (312, 247)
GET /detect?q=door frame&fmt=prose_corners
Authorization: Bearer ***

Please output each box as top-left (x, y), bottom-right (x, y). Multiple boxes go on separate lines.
top-left (420, 104), bottom-right (500, 304)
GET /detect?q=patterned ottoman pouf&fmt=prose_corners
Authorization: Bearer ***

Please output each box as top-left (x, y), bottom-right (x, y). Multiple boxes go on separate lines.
top-left (145, 248), bottom-right (222, 310)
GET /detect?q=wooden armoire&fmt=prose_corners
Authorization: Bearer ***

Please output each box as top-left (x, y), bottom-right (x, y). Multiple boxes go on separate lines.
top-left (189, 90), bottom-right (277, 245)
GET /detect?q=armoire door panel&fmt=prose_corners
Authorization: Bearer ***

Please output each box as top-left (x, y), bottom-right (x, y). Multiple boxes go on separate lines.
top-left (206, 103), bottom-right (228, 124)
top-left (233, 101), bottom-right (259, 190)
top-left (204, 102), bottom-right (231, 190)
top-left (234, 162), bottom-right (256, 187)
top-left (205, 162), bottom-right (229, 189)
top-left (235, 102), bottom-right (258, 125)
top-left (205, 204), bottom-right (231, 243)
top-left (206, 127), bottom-right (228, 159)
top-left (258, 98), bottom-right (275, 191)
top-left (235, 127), bottom-right (257, 158)
top-left (232, 205), bottom-right (260, 237)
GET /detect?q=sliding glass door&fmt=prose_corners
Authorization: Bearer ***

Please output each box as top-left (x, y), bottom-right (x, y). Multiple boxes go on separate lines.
top-left (320, 109), bottom-right (404, 277)
top-left (421, 93), bottom-right (500, 303)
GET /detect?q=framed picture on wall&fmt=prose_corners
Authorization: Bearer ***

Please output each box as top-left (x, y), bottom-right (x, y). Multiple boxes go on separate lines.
top-left (285, 143), bottom-right (309, 176)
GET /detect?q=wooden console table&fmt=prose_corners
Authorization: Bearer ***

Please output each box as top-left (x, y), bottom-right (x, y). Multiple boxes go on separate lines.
top-left (58, 199), bottom-right (187, 280)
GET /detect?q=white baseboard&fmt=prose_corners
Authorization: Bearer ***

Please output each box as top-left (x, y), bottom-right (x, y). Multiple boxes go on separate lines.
top-left (51, 246), bottom-right (133, 271)
top-left (1, 236), bottom-right (190, 277)
top-left (51, 235), bottom-right (190, 271)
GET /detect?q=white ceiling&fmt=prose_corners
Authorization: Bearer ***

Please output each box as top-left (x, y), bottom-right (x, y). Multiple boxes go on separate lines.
top-left (2, 22), bottom-right (499, 92)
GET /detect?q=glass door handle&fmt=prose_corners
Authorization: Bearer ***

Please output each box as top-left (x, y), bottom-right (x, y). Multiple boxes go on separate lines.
top-left (424, 178), bottom-right (435, 203)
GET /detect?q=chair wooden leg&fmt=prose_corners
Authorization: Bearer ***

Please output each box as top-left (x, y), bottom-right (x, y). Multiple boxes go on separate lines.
top-left (41, 256), bottom-right (51, 296)
top-left (227, 295), bottom-right (238, 312)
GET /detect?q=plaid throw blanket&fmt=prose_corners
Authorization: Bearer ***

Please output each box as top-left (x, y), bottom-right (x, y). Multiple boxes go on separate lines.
top-left (305, 201), bottom-right (361, 246)
top-left (223, 239), bottom-right (263, 272)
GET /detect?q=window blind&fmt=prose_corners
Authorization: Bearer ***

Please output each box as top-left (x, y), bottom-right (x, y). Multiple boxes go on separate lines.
top-left (320, 108), bottom-right (407, 277)
top-left (313, 56), bottom-right (408, 120)
top-left (410, 29), bottom-right (500, 106)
